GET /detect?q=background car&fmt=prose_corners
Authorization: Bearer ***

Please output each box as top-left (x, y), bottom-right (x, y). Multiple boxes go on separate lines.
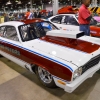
top-left (93, 16), bottom-right (100, 22)
top-left (48, 14), bottom-right (100, 37)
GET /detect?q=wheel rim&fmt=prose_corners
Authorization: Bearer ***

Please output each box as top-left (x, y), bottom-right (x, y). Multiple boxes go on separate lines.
top-left (38, 67), bottom-right (52, 84)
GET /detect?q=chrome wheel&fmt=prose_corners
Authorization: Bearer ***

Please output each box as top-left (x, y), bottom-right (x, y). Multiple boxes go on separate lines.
top-left (38, 67), bottom-right (52, 84)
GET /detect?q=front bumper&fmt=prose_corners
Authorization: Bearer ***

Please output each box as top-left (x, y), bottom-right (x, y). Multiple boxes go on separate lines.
top-left (53, 62), bottom-right (100, 93)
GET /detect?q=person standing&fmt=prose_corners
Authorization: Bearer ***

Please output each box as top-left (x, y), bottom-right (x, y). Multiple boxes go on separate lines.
top-left (25, 9), bottom-right (33, 19)
top-left (37, 10), bottom-right (41, 18)
top-left (34, 10), bottom-right (37, 18)
top-left (78, 0), bottom-right (92, 36)
top-left (3, 13), bottom-right (9, 22)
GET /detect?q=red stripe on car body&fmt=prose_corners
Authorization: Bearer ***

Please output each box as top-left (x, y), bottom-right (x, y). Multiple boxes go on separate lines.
top-left (0, 40), bottom-right (72, 81)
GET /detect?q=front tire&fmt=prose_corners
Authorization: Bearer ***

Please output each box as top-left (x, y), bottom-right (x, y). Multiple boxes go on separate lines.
top-left (35, 66), bottom-right (56, 88)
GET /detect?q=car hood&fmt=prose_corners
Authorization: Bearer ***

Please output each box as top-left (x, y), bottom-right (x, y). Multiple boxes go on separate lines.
top-left (23, 39), bottom-right (100, 67)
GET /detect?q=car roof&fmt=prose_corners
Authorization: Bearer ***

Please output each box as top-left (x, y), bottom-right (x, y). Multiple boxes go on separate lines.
top-left (0, 18), bottom-right (46, 27)
top-left (0, 21), bottom-right (24, 27)
top-left (48, 14), bottom-right (76, 19)
top-left (56, 14), bottom-right (76, 16)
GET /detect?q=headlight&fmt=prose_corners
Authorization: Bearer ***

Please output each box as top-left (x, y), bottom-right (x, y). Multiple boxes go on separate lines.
top-left (73, 67), bottom-right (82, 80)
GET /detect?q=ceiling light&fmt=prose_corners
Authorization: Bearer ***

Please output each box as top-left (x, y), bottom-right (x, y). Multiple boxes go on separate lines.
top-left (33, 4), bottom-right (36, 5)
top-left (18, 6), bottom-right (21, 8)
top-left (17, 0), bottom-right (22, 4)
top-left (48, 1), bottom-right (51, 4)
top-left (15, 0), bottom-right (18, 2)
top-left (6, 0), bottom-right (12, 5)
top-left (28, 2), bottom-right (30, 4)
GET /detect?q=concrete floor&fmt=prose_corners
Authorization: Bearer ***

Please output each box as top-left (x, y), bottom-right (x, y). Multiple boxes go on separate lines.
top-left (0, 57), bottom-right (100, 100)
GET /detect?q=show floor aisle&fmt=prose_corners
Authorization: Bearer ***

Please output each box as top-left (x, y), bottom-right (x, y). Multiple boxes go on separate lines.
top-left (0, 57), bottom-right (100, 100)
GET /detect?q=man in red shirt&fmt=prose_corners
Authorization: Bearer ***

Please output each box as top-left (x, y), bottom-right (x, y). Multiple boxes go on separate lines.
top-left (78, 0), bottom-right (92, 36)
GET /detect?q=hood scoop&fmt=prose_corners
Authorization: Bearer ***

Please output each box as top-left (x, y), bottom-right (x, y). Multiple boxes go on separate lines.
top-left (46, 30), bottom-right (84, 39)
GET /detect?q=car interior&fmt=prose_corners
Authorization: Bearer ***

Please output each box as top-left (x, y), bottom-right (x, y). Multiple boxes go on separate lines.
top-left (19, 21), bottom-right (58, 41)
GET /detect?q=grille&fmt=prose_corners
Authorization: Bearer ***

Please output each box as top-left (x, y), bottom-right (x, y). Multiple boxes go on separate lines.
top-left (82, 54), bottom-right (100, 74)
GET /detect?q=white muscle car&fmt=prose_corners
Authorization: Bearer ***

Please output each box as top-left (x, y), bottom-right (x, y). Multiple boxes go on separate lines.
top-left (48, 14), bottom-right (100, 37)
top-left (0, 19), bottom-right (100, 93)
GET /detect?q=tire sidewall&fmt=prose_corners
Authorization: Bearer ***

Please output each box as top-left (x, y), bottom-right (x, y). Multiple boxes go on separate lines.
top-left (35, 66), bottom-right (56, 88)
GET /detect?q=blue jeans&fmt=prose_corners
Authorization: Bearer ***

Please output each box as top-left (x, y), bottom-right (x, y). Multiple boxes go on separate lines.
top-left (79, 24), bottom-right (90, 36)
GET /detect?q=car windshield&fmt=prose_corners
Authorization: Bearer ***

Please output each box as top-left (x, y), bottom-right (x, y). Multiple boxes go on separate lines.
top-left (19, 21), bottom-right (58, 41)
top-left (75, 14), bottom-right (100, 26)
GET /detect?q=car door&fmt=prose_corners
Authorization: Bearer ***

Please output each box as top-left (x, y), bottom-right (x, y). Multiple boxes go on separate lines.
top-left (60, 15), bottom-right (80, 31)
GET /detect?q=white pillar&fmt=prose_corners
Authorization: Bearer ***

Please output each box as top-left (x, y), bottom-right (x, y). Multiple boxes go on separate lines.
top-left (25, 4), bottom-right (27, 12)
top-left (92, 0), bottom-right (97, 7)
top-left (41, 4), bottom-right (43, 10)
top-left (92, 0), bottom-right (95, 7)
top-left (30, 0), bottom-right (32, 10)
top-left (41, 0), bottom-right (43, 10)
top-left (94, 0), bottom-right (97, 6)
top-left (52, 0), bottom-right (59, 15)
top-left (3, 7), bottom-right (6, 12)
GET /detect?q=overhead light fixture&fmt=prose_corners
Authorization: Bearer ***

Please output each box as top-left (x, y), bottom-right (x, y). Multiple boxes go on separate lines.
top-left (5, 6), bottom-right (8, 8)
top-left (15, 0), bottom-right (18, 3)
top-left (48, 1), bottom-right (51, 4)
top-left (28, 2), bottom-right (30, 4)
top-left (6, 0), bottom-right (12, 5)
top-left (18, 6), bottom-right (21, 8)
top-left (33, 4), bottom-right (36, 5)
top-left (17, 0), bottom-right (22, 4)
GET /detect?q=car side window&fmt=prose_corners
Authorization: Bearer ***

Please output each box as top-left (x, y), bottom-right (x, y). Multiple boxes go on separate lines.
top-left (90, 18), bottom-right (97, 25)
top-left (61, 16), bottom-right (68, 25)
top-left (0, 26), bottom-right (6, 36)
top-left (51, 16), bottom-right (63, 24)
top-left (20, 24), bottom-right (39, 41)
top-left (20, 26), bottom-right (29, 40)
top-left (62, 16), bottom-right (68, 24)
top-left (4, 26), bottom-right (19, 41)
top-left (65, 16), bottom-right (79, 25)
